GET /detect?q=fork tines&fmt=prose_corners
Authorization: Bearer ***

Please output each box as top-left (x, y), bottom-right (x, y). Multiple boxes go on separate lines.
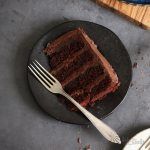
top-left (28, 60), bottom-right (57, 90)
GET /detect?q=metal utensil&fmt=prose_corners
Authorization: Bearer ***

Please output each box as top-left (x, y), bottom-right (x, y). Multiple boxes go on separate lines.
top-left (28, 60), bottom-right (121, 144)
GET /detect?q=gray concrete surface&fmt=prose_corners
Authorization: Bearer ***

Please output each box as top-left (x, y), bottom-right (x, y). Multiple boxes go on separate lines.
top-left (0, 0), bottom-right (150, 150)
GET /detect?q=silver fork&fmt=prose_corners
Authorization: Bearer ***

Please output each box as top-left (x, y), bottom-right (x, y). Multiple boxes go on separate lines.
top-left (139, 137), bottom-right (150, 150)
top-left (28, 60), bottom-right (121, 144)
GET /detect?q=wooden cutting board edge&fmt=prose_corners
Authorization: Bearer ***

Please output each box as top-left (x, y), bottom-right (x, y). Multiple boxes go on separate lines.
top-left (95, 0), bottom-right (150, 30)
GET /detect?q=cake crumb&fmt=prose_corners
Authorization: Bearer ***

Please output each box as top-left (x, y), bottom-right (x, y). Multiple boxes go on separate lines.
top-left (77, 137), bottom-right (82, 150)
top-left (133, 62), bottom-right (138, 68)
top-left (130, 82), bottom-right (134, 87)
top-left (84, 144), bottom-right (91, 150)
top-left (77, 137), bottom-right (81, 144)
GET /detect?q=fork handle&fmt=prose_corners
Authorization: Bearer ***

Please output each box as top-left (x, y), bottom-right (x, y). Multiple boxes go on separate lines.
top-left (61, 91), bottom-right (121, 144)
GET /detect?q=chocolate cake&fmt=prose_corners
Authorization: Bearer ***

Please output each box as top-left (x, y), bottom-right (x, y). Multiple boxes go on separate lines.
top-left (43, 28), bottom-right (120, 110)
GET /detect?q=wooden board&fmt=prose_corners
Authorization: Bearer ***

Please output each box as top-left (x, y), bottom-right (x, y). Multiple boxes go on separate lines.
top-left (95, 0), bottom-right (150, 29)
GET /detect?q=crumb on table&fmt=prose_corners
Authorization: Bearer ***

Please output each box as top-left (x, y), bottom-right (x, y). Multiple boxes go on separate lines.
top-left (133, 62), bottom-right (138, 68)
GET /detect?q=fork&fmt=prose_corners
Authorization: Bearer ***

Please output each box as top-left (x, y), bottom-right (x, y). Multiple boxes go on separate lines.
top-left (28, 60), bottom-right (121, 144)
top-left (139, 137), bottom-right (150, 150)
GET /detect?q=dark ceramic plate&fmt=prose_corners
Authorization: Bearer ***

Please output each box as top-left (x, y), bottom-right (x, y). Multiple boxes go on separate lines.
top-left (27, 20), bottom-right (132, 125)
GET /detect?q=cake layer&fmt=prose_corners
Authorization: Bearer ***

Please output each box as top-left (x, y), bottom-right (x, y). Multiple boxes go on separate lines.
top-left (70, 90), bottom-right (90, 105)
top-left (66, 91), bottom-right (90, 110)
top-left (64, 75), bottom-right (115, 110)
top-left (51, 47), bottom-right (85, 75)
top-left (65, 75), bottom-right (108, 108)
top-left (52, 49), bottom-right (93, 83)
top-left (43, 28), bottom-right (120, 110)
top-left (49, 40), bottom-right (84, 69)
top-left (64, 64), bottom-right (104, 94)
top-left (90, 76), bottom-right (111, 99)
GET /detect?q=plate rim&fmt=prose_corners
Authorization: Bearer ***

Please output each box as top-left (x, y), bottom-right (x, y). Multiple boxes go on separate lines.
top-left (27, 20), bottom-right (132, 124)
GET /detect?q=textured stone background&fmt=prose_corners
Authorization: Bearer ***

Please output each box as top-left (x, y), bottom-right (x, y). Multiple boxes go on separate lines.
top-left (0, 0), bottom-right (150, 150)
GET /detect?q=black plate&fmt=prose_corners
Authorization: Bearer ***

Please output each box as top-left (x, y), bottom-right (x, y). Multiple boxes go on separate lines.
top-left (28, 20), bottom-right (132, 125)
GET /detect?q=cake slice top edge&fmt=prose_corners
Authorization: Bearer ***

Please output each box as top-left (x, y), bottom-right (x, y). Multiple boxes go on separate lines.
top-left (43, 28), bottom-right (83, 54)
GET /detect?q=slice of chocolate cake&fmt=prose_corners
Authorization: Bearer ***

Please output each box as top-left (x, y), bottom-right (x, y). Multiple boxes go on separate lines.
top-left (43, 28), bottom-right (120, 110)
